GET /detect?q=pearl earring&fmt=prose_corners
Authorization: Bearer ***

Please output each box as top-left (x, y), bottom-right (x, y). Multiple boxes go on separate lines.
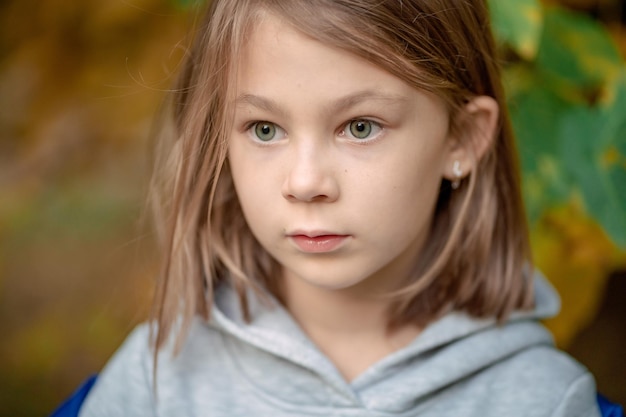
top-left (451, 160), bottom-right (463, 190)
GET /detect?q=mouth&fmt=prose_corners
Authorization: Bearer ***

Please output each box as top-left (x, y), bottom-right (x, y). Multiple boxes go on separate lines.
top-left (287, 232), bottom-right (350, 253)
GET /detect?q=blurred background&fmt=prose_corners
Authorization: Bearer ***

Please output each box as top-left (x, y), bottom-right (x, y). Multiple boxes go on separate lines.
top-left (0, 0), bottom-right (624, 415)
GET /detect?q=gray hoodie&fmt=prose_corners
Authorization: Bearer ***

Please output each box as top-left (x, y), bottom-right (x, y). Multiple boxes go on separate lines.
top-left (80, 275), bottom-right (600, 416)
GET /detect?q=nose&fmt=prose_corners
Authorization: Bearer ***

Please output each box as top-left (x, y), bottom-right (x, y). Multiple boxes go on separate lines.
top-left (281, 140), bottom-right (339, 203)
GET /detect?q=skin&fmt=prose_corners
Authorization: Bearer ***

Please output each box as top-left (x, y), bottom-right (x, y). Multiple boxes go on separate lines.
top-left (228, 13), bottom-right (498, 381)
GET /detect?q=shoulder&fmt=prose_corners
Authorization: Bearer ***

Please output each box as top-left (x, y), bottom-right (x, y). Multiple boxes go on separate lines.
top-left (422, 316), bottom-right (601, 417)
top-left (79, 324), bottom-right (155, 417)
top-left (470, 336), bottom-right (600, 417)
top-left (79, 319), bottom-right (227, 417)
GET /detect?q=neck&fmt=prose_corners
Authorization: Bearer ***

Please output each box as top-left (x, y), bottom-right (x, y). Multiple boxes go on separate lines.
top-left (281, 271), bottom-right (420, 381)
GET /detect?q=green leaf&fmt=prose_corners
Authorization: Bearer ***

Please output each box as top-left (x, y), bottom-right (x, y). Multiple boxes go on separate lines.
top-left (557, 75), bottom-right (626, 247)
top-left (535, 7), bottom-right (622, 103)
top-left (510, 71), bottom-right (626, 247)
top-left (510, 84), bottom-right (573, 221)
top-left (502, 4), bottom-right (626, 247)
top-left (489, 0), bottom-right (543, 60)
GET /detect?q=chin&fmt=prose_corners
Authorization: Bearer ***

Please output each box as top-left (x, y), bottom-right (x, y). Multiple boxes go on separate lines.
top-left (281, 263), bottom-right (375, 292)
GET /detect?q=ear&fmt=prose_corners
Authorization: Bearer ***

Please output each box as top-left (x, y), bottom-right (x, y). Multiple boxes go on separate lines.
top-left (442, 95), bottom-right (499, 182)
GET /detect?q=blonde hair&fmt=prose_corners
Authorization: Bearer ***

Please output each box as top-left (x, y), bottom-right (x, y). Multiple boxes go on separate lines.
top-left (150, 0), bottom-right (534, 354)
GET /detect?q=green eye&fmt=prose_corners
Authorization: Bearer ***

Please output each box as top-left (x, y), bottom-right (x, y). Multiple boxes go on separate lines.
top-left (349, 120), bottom-right (373, 139)
top-left (254, 122), bottom-right (277, 141)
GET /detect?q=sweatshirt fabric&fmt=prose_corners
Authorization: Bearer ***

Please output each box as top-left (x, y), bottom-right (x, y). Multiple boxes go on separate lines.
top-left (79, 274), bottom-right (601, 417)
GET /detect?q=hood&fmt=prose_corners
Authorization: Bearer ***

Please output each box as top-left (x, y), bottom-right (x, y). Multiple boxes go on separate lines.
top-left (208, 272), bottom-right (560, 414)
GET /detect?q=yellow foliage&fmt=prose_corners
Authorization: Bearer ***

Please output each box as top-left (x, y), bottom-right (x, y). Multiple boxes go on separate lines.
top-left (519, 4), bottom-right (543, 59)
top-left (531, 202), bottom-right (625, 347)
top-left (601, 145), bottom-right (626, 170)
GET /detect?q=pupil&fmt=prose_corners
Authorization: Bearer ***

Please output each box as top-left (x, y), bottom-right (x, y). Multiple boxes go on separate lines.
top-left (261, 125), bottom-right (271, 135)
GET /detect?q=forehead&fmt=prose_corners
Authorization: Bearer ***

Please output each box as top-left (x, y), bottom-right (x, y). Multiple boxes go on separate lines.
top-left (236, 13), bottom-right (417, 101)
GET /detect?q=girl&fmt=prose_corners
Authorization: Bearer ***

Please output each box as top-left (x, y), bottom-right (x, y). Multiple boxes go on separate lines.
top-left (60, 0), bottom-right (612, 415)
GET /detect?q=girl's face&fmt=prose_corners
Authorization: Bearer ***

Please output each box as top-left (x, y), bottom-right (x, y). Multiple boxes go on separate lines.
top-left (229, 13), bottom-right (456, 294)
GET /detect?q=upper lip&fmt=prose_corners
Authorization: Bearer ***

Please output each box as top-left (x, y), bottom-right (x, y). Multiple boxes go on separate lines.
top-left (287, 230), bottom-right (347, 238)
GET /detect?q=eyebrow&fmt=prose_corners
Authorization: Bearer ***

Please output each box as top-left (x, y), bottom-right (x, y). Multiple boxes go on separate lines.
top-left (234, 90), bottom-right (409, 117)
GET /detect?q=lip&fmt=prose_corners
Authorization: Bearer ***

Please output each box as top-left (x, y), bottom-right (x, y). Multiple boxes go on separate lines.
top-left (287, 232), bottom-right (350, 253)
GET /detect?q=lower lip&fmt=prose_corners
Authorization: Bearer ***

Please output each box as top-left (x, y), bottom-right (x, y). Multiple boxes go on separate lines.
top-left (289, 235), bottom-right (349, 253)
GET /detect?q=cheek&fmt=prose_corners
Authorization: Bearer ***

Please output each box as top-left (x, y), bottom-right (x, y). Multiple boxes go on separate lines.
top-left (229, 142), bottom-right (260, 199)
top-left (355, 154), bottom-right (444, 234)
top-left (228, 153), bottom-right (280, 240)
top-left (231, 171), bottom-right (262, 215)
top-left (368, 148), bottom-right (444, 200)
top-left (229, 152), bottom-right (255, 215)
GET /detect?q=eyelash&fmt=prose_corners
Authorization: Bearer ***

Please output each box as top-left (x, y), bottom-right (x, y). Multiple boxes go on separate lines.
top-left (243, 118), bottom-right (385, 144)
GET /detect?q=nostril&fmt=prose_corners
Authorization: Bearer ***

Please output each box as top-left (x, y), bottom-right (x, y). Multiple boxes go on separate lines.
top-left (283, 190), bottom-right (330, 203)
